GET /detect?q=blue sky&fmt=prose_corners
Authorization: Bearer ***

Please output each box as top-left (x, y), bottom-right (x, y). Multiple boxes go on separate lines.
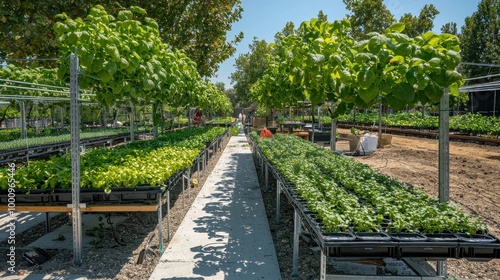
top-left (211, 0), bottom-right (482, 88)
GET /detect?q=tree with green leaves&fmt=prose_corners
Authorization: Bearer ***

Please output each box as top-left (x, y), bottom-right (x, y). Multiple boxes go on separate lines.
top-left (460, 0), bottom-right (500, 80)
top-left (252, 17), bottom-right (463, 118)
top-left (230, 37), bottom-right (273, 107)
top-left (343, 0), bottom-right (395, 39)
top-left (441, 22), bottom-right (458, 35)
top-left (399, 4), bottom-right (439, 37)
top-left (0, 0), bottom-right (243, 77)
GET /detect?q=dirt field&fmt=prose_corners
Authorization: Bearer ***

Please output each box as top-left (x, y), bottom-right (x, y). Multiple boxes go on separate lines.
top-left (345, 131), bottom-right (500, 279)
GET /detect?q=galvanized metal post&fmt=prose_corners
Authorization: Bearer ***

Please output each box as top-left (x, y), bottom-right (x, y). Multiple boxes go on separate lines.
top-left (264, 164), bottom-right (269, 191)
top-left (437, 88), bottom-right (450, 277)
top-left (187, 168), bottom-right (191, 199)
top-left (197, 155), bottom-right (201, 186)
top-left (276, 181), bottom-right (281, 224)
top-left (129, 102), bottom-right (135, 143)
top-left (167, 190), bottom-right (171, 242)
top-left (70, 53), bottom-right (82, 265)
top-left (291, 209), bottom-right (301, 277)
top-left (157, 194), bottom-right (164, 255)
top-left (45, 213), bottom-right (51, 234)
top-left (21, 101), bottom-right (27, 139)
top-left (378, 103), bottom-right (382, 143)
top-left (320, 249), bottom-right (327, 280)
top-left (311, 105), bottom-right (315, 143)
top-left (330, 119), bottom-right (337, 152)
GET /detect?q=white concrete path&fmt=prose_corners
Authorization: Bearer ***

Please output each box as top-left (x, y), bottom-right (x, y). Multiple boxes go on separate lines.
top-left (149, 135), bottom-right (281, 280)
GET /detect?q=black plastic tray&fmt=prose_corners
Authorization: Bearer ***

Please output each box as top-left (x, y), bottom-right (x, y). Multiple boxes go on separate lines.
top-left (355, 232), bottom-right (392, 241)
top-left (458, 233), bottom-right (498, 243)
top-left (389, 232), bottom-right (428, 242)
top-left (425, 232), bottom-right (460, 242)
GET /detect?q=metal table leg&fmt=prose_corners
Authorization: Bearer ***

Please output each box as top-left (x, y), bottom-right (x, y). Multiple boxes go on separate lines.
top-left (158, 195), bottom-right (164, 255)
top-left (292, 209), bottom-right (301, 277)
top-left (276, 181), bottom-right (281, 224)
top-left (167, 190), bottom-right (171, 242)
top-left (320, 249), bottom-right (327, 280)
top-left (265, 164), bottom-right (269, 191)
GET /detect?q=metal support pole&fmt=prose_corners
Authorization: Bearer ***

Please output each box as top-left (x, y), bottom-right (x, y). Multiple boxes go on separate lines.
top-left (157, 194), bottom-right (164, 255)
top-left (203, 150), bottom-right (207, 175)
top-left (21, 101), bottom-right (27, 139)
top-left (187, 169), bottom-right (191, 199)
top-left (330, 119), bottom-right (337, 152)
top-left (378, 103), bottom-right (382, 142)
top-left (311, 105), bottom-right (315, 142)
top-left (276, 181), bottom-right (281, 224)
top-left (45, 212), bottom-right (51, 234)
top-left (437, 88), bottom-right (450, 277)
top-left (320, 249), bottom-right (327, 280)
top-left (129, 102), bottom-right (135, 143)
top-left (182, 172), bottom-right (186, 209)
top-left (292, 209), bottom-right (301, 277)
top-left (167, 190), bottom-right (171, 242)
top-left (318, 106), bottom-right (321, 131)
top-left (152, 102), bottom-right (159, 140)
top-left (197, 155), bottom-right (201, 185)
top-left (69, 53), bottom-right (82, 265)
top-left (260, 156), bottom-right (264, 176)
top-left (265, 164), bottom-right (269, 191)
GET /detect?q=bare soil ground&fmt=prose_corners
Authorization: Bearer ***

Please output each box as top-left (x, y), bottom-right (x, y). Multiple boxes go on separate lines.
top-left (351, 132), bottom-right (500, 280)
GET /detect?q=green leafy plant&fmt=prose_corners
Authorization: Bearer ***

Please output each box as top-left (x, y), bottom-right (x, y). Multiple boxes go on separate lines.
top-left (251, 132), bottom-right (487, 235)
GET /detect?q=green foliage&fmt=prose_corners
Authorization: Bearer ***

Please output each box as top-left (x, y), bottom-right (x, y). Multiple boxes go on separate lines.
top-left (0, 1), bottom-right (243, 77)
top-left (0, 128), bottom-right (128, 151)
top-left (399, 4), bottom-right (440, 38)
top-left (0, 127), bottom-right (227, 193)
top-left (343, 0), bottom-right (395, 40)
top-left (251, 132), bottom-right (487, 235)
top-left (251, 17), bottom-right (463, 119)
top-left (337, 111), bottom-right (500, 137)
top-left (230, 38), bottom-right (273, 107)
top-left (0, 127), bottom-right (66, 142)
top-left (460, 0), bottom-right (500, 83)
top-left (0, 65), bottom-right (69, 98)
top-left (53, 5), bottom-right (232, 115)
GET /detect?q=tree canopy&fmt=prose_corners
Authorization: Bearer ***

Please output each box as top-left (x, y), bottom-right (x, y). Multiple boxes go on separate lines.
top-left (0, 0), bottom-right (243, 77)
top-left (230, 37), bottom-right (273, 107)
top-left (460, 0), bottom-right (500, 80)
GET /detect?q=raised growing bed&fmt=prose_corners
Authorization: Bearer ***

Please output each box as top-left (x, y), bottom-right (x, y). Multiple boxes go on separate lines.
top-left (249, 133), bottom-right (500, 263)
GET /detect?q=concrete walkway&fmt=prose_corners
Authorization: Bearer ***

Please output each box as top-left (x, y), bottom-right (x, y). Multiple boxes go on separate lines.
top-left (149, 135), bottom-right (281, 280)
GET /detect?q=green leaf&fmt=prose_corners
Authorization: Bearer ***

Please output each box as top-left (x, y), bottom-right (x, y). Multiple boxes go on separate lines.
top-left (340, 69), bottom-right (352, 84)
top-left (389, 55), bottom-right (405, 65)
top-left (117, 10), bottom-right (133, 21)
top-left (368, 35), bottom-right (384, 54)
top-left (308, 53), bottom-right (325, 63)
top-left (445, 70), bottom-right (462, 85)
top-left (98, 71), bottom-right (112, 83)
top-left (143, 79), bottom-right (154, 91)
top-left (385, 94), bottom-right (407, 111)
top-left (395, 44), bottom-right (412, 56)
top-left (357, 68), bottom-right (376, 89)
top-left (130, 6), bottom-right (147, 15)
top-left (386, 23), bottom-right (405, 33)
top-left (391, 83), bottom-right (414, 101)
top-left (358, 86), bottom-right (379, 104)
top-left (424, 81), bottom-right (443, 101)
top-left (429, 57), bottom-right (441, 67)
